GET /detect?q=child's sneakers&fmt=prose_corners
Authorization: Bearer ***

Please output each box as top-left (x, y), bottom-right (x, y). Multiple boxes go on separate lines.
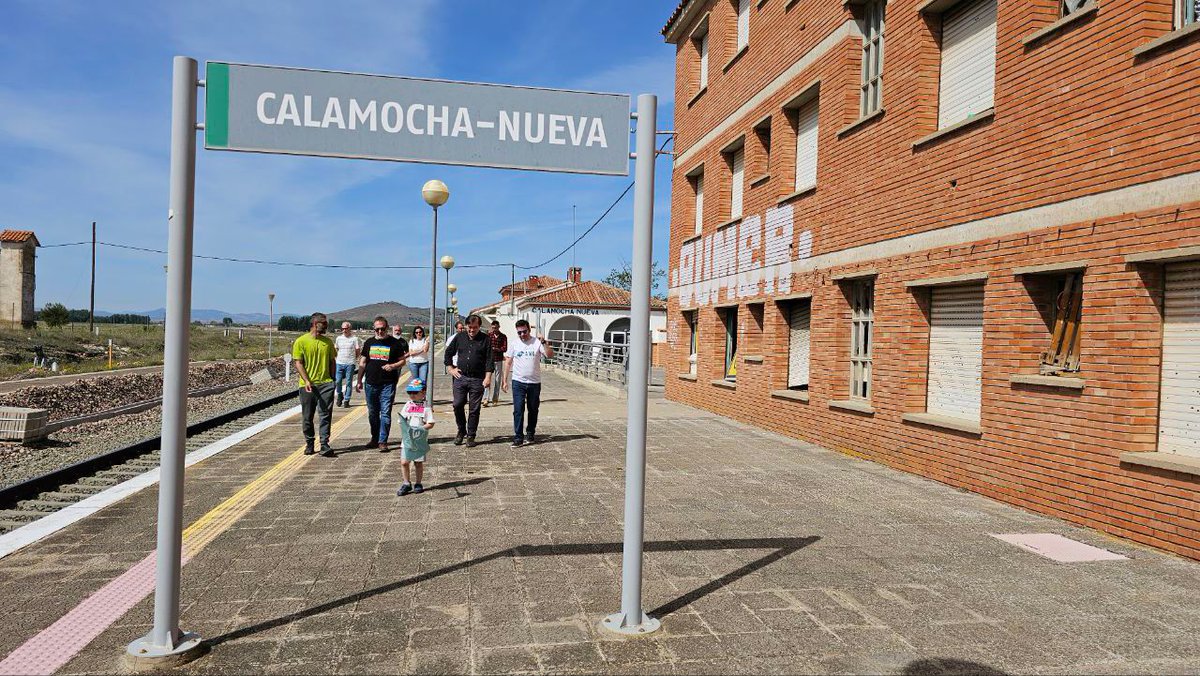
top-left (412, 483), bottom-right (424, 494)
top-left (397, 483), bottom-right (413, 496)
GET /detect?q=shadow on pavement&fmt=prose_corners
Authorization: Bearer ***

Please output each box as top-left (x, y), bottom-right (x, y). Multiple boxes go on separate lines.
top-left (206, 536), bottom-right (818, 648)
top-left (903, 658), bottom-right (1009, 675)
top-left (423, 477), bottom-right (492, 492)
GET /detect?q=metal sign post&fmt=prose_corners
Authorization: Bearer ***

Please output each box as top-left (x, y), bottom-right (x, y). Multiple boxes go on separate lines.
top-left (601, 93), bottom-right (660, 636)
top-left (126, 56), bottom-right (203, 666)
top-left (130, 55), bottom-right (658, 668)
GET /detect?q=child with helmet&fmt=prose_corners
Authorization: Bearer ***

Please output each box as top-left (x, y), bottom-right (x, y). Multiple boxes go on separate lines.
top-left (396, 378), bottom-right (435, 496)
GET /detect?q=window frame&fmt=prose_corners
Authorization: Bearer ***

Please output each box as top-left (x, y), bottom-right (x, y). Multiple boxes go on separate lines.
top-left (849, 279), bottom-right (875, 400)
top-left (735, 0), bottom-right (751, 51)
top-left (1039, 271), bottom-right (1084, 375)
top-left (723, 307), bottom-right (739, 381)
top-left (686, 310), bottom-right (699, 375)
top-left (1177, 0), bottom-right (1199, 28)
top-left (689, 167), bottom-right (705, 236)
top-left (723, 142), bottom-right (746, 220)
top-left (786, 299), bottom-right (811, 391)
top-left (753, 116), bottom-right (772, 179)
top-left (860, 0), bottom-right (886, 117)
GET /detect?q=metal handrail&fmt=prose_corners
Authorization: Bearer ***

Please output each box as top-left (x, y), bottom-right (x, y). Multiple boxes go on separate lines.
top-left (545, 339), bottom-right (629, 386)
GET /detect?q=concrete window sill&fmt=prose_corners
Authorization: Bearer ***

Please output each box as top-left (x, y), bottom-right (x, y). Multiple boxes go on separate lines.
top-left (1133, 21), bottom-right (1200, 58)
top-left (831, 268), bottom-right (878, 282)
top-left (829, 399), bottom-right (874, 415)
top-left (1010, 374), bottom-right (1085, 390)
top-left (771, 389), bottom-right (810, 402)
top-left (837, 108), bottom-right (885, 138)
top-left (723, 44), bottom-right (749, 72)
top-left (1120, 451), bottom-right (1200, 478)
top-left (777, 185), bottom-right (816, 205)
top-left (911, 109), bottom-right (994, 150)
top-left (711, 379), bottom-right (737, 390)
top-left (677, 373), bottom-right (698, 382)
top-left (1126, 245), bottom-right (1200, 265)
top-left (1021, 2), bottom-right (1098, 47)
top-left (750, 173), bottom-right (771, 188)
top-left (742, 355), bottom-right (765, 364)
top-left (902, 412), bottom-right (982, 436)
top-left (715, 215), bottom-right (743, 231)
top-left (687, 86), bottom-right (708, 108)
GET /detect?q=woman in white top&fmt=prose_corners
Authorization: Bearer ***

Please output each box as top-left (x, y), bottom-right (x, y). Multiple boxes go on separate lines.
top-left (408, 325), bottom-right (431, 384)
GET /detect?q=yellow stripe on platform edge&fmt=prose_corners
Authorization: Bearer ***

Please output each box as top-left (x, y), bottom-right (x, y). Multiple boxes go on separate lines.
top-left (183, 372), bottom-right (409, 556)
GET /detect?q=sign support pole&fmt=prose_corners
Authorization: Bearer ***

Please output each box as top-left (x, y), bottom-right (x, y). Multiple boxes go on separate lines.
top-left (428, 206), bottom-right (439, 403)
top-left (126, 55), bottom-right (204, 668)
top-left (602, 93), bottom-right (660, 636)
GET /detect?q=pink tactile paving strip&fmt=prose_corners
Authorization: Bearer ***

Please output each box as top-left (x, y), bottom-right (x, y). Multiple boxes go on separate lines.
top-left (0, 405), bottom-right (367, 675)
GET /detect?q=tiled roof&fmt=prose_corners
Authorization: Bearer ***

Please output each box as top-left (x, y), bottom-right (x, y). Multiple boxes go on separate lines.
top-left (499, 275), bottom-right (562, 296)
top-left (523, 281), bottom-right (667, 310)
top-left (0, 230), bottom-right (38, 244)
top-left (662, 0), bottom-right (701, 41)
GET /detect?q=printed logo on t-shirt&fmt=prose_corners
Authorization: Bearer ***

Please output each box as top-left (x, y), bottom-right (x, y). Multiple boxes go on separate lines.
top-left (368, 345), bottom-right (391, 360)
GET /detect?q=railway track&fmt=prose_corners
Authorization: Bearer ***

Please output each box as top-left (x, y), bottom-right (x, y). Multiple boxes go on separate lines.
top-left (0, 389), bottom-right (298, 534)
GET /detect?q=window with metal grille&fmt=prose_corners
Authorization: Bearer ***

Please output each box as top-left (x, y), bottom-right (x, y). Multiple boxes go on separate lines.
top-left (787, 301), bottom-right (811, 390)
top-left (723, 307), bottom-right (739, 381)
top-left (686, 310), bottom-right (698, 375)
top-left (860, 0), bottom-right (886, 117)
top-left (1177, 0), bottom-right (1199, 27)
top-left (1040, 272), bottom-right (1083, 374)
top-left (850, 280), bottom-right (874, 399)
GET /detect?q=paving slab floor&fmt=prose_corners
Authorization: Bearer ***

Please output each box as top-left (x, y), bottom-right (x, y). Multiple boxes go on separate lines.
top-left (1, 370), bottom-right (1199, 675)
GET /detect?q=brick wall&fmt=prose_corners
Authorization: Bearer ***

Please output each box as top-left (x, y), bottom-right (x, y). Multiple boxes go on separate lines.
top-left (663, 0), bottom-right (1200, 559)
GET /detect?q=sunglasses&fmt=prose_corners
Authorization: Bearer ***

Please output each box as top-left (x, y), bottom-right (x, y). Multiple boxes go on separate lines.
top-left (374, 327), bottom-right (387, 332)
top-left (517, 330), bottom-right (529, 336)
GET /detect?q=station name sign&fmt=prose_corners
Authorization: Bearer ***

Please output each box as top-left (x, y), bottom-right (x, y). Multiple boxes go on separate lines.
top-left (204, 62), bottom-right (630, 176)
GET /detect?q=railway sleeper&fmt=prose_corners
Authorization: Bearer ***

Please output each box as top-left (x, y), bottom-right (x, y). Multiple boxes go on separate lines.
top-left (16, 499), bottom-right (75, 512)
top-left (0, 509), bottom-right (41, 524)
top-left (37, 491), bottom-right (86, 504)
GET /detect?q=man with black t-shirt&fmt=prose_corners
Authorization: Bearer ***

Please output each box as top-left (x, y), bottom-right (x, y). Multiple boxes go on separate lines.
top-left (355, 315), bottom-right (408, 452)
top-left (443, 314), bottom-right (494, 447)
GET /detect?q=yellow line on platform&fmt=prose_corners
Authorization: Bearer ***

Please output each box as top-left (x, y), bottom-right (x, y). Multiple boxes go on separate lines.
top-left (182, 401), bottom-right (367, 556)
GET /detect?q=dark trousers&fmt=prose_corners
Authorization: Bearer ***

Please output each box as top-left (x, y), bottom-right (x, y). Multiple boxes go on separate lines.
top-left (299, 382), bottom-right (336, 445)
top-left (364, 382), bottom-right (396, 444)
top-left (451, 375), bottom-right (485, 437)
top-left (512, 380), bottom-right (541, 442)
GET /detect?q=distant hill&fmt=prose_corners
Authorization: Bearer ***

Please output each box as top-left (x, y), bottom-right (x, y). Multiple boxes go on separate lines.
top-left (327, 301), bottom-right (446, 327)
top-left (121, 308), bottom-right (283, 324)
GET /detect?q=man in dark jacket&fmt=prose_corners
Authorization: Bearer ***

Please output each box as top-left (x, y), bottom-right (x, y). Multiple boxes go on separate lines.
top-left (444, 314), bottom-right (494, 447)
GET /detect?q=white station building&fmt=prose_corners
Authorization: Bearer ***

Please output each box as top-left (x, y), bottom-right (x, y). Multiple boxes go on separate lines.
top-left (471, 267), bottom-right (667, 348)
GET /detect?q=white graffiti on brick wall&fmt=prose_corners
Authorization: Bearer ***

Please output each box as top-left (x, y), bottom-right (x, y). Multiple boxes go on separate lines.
top-left (671, 204), bottom-right (813, 308)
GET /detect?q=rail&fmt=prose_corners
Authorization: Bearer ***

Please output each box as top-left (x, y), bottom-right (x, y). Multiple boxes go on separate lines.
top-left (545, 339), bottom-right (629, 386)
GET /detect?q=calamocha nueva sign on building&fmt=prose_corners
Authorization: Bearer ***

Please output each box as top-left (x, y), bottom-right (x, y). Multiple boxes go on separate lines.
top-left (204, 62), bottom-right (630, 176)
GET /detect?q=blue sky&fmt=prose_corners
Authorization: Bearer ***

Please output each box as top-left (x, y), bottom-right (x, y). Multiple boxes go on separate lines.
top-left (1, 1), bottom-right (676, 318)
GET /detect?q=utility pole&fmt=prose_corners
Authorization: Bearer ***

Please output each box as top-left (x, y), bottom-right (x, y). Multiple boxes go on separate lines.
top-left (89, 222), bottom-right (96, 333)
top-left (510, 263), bottom-right (516, 316)
top-left (572, 204), bottom-right (577, 271)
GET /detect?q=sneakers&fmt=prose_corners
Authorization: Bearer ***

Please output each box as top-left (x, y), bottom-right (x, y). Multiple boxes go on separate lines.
top-left (511, 438), bottom-right (524, 448)
top-left (454, 434), bottom-right (465, 446)
top-left (466, 436), bottom-right (477, 448)
top-left (365, 440), bottom-right (379, 450)
top-left (378, 442), bottom-right (390, 453)
top-left (336, 397), bottom-right (343, 407)
top-left (525, 434), bottom-right (537, 445)
top-left (304, 442), bottom-right (315, 455)
top-left (412, 483), bottom-right (424, 494)
top-left (397, 482), bottom-right (413, 496)
top-left (342, 401), bottom-right (351, 408)
top-left (319, 444), bottom-right (335, 457)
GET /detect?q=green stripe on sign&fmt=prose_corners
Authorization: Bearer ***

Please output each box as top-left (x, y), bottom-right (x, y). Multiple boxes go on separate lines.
top-left (205, 62), bottom-right (230, 149)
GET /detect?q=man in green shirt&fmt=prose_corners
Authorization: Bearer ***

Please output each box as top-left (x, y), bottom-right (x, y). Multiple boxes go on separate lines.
top-left (292, 312), bottom-right (337, 456)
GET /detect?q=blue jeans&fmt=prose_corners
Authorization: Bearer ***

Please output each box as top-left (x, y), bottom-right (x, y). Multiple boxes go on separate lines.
top-left (408, 361), bottom-right (429, 384)
top-left (335, 363), bottom-right (356, 403)
top-left (512, 380), bottom-right (541, 442)
top-left (364, 382), bottom-right (396, 444)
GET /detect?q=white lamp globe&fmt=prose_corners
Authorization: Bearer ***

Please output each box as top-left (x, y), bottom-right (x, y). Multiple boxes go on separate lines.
top-left (422, 179), bottom-right (450, 207)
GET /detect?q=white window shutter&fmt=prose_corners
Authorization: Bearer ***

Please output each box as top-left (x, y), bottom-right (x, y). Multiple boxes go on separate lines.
top-left (927, 284), bottom-right (985, 421)
top-left (1159, 262), bottom-right (1200, 457)
top-left (694, 175), bottom-right (704, 235)
top-left (938, 0), bottom-right (997, 129)
top-left (788, 303), bottom-right (811, 388)
top-left (730, 149), bottom-right (744, 219)
top-left (737, 0), bottom-right (750, 50)
top-left (794, 99), bottom-right (819, 191)
top-left (699, 34), bottom-right (709, 88)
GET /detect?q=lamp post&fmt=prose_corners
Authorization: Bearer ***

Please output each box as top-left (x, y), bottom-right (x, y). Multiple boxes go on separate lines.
top-left (446, 282), bottom-right (458, 340)
top-left (441, 256), bottom-right (455, 343)
top-left (267, 293), bottom-right (275, 358)
top-left (423, 180), bottom-right (449, 404)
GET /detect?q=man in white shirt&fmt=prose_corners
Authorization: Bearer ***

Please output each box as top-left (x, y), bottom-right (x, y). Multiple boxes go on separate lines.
top-left (502, 319), bottom-right (555, 447)
top-left (333, 322), bottom-right (362, 408)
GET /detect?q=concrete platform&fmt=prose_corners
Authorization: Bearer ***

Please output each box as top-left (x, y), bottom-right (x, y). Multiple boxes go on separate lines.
top-left (1, 370), bottom-right (1199, 674)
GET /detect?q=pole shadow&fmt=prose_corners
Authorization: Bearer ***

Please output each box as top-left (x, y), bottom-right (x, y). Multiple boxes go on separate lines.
top-left (205, 535), bottom-right (818, 647)
top-left (903, 658), bottom-right (1009, 675)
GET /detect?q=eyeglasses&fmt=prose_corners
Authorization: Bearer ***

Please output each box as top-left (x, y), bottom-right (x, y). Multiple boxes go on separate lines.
top-left (374, 327), bottom-right (387, 332)
top-left (517, 330), bottom-right (529, 336)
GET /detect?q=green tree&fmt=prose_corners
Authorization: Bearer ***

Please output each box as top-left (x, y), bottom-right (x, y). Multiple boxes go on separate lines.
top-left (222, 317), bottom-right (234, 327)
top-left (39, 302), bottom-right (70, 328)
top-left (603, 260), bottom-right (667, 299)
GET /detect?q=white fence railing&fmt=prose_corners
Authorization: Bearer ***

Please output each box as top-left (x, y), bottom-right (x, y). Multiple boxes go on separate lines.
top-left (545, 339), bottom-right (629, 386)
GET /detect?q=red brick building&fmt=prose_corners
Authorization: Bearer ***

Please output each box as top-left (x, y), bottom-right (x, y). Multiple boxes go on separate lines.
top-left (661, 0), bottom-right (1200, 558)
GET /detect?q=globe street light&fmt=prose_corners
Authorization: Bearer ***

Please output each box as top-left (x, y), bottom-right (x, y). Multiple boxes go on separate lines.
top-left (423, 180), bottom-right (449, 404)
top-left (441, 255), bottom-right (456, 342)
